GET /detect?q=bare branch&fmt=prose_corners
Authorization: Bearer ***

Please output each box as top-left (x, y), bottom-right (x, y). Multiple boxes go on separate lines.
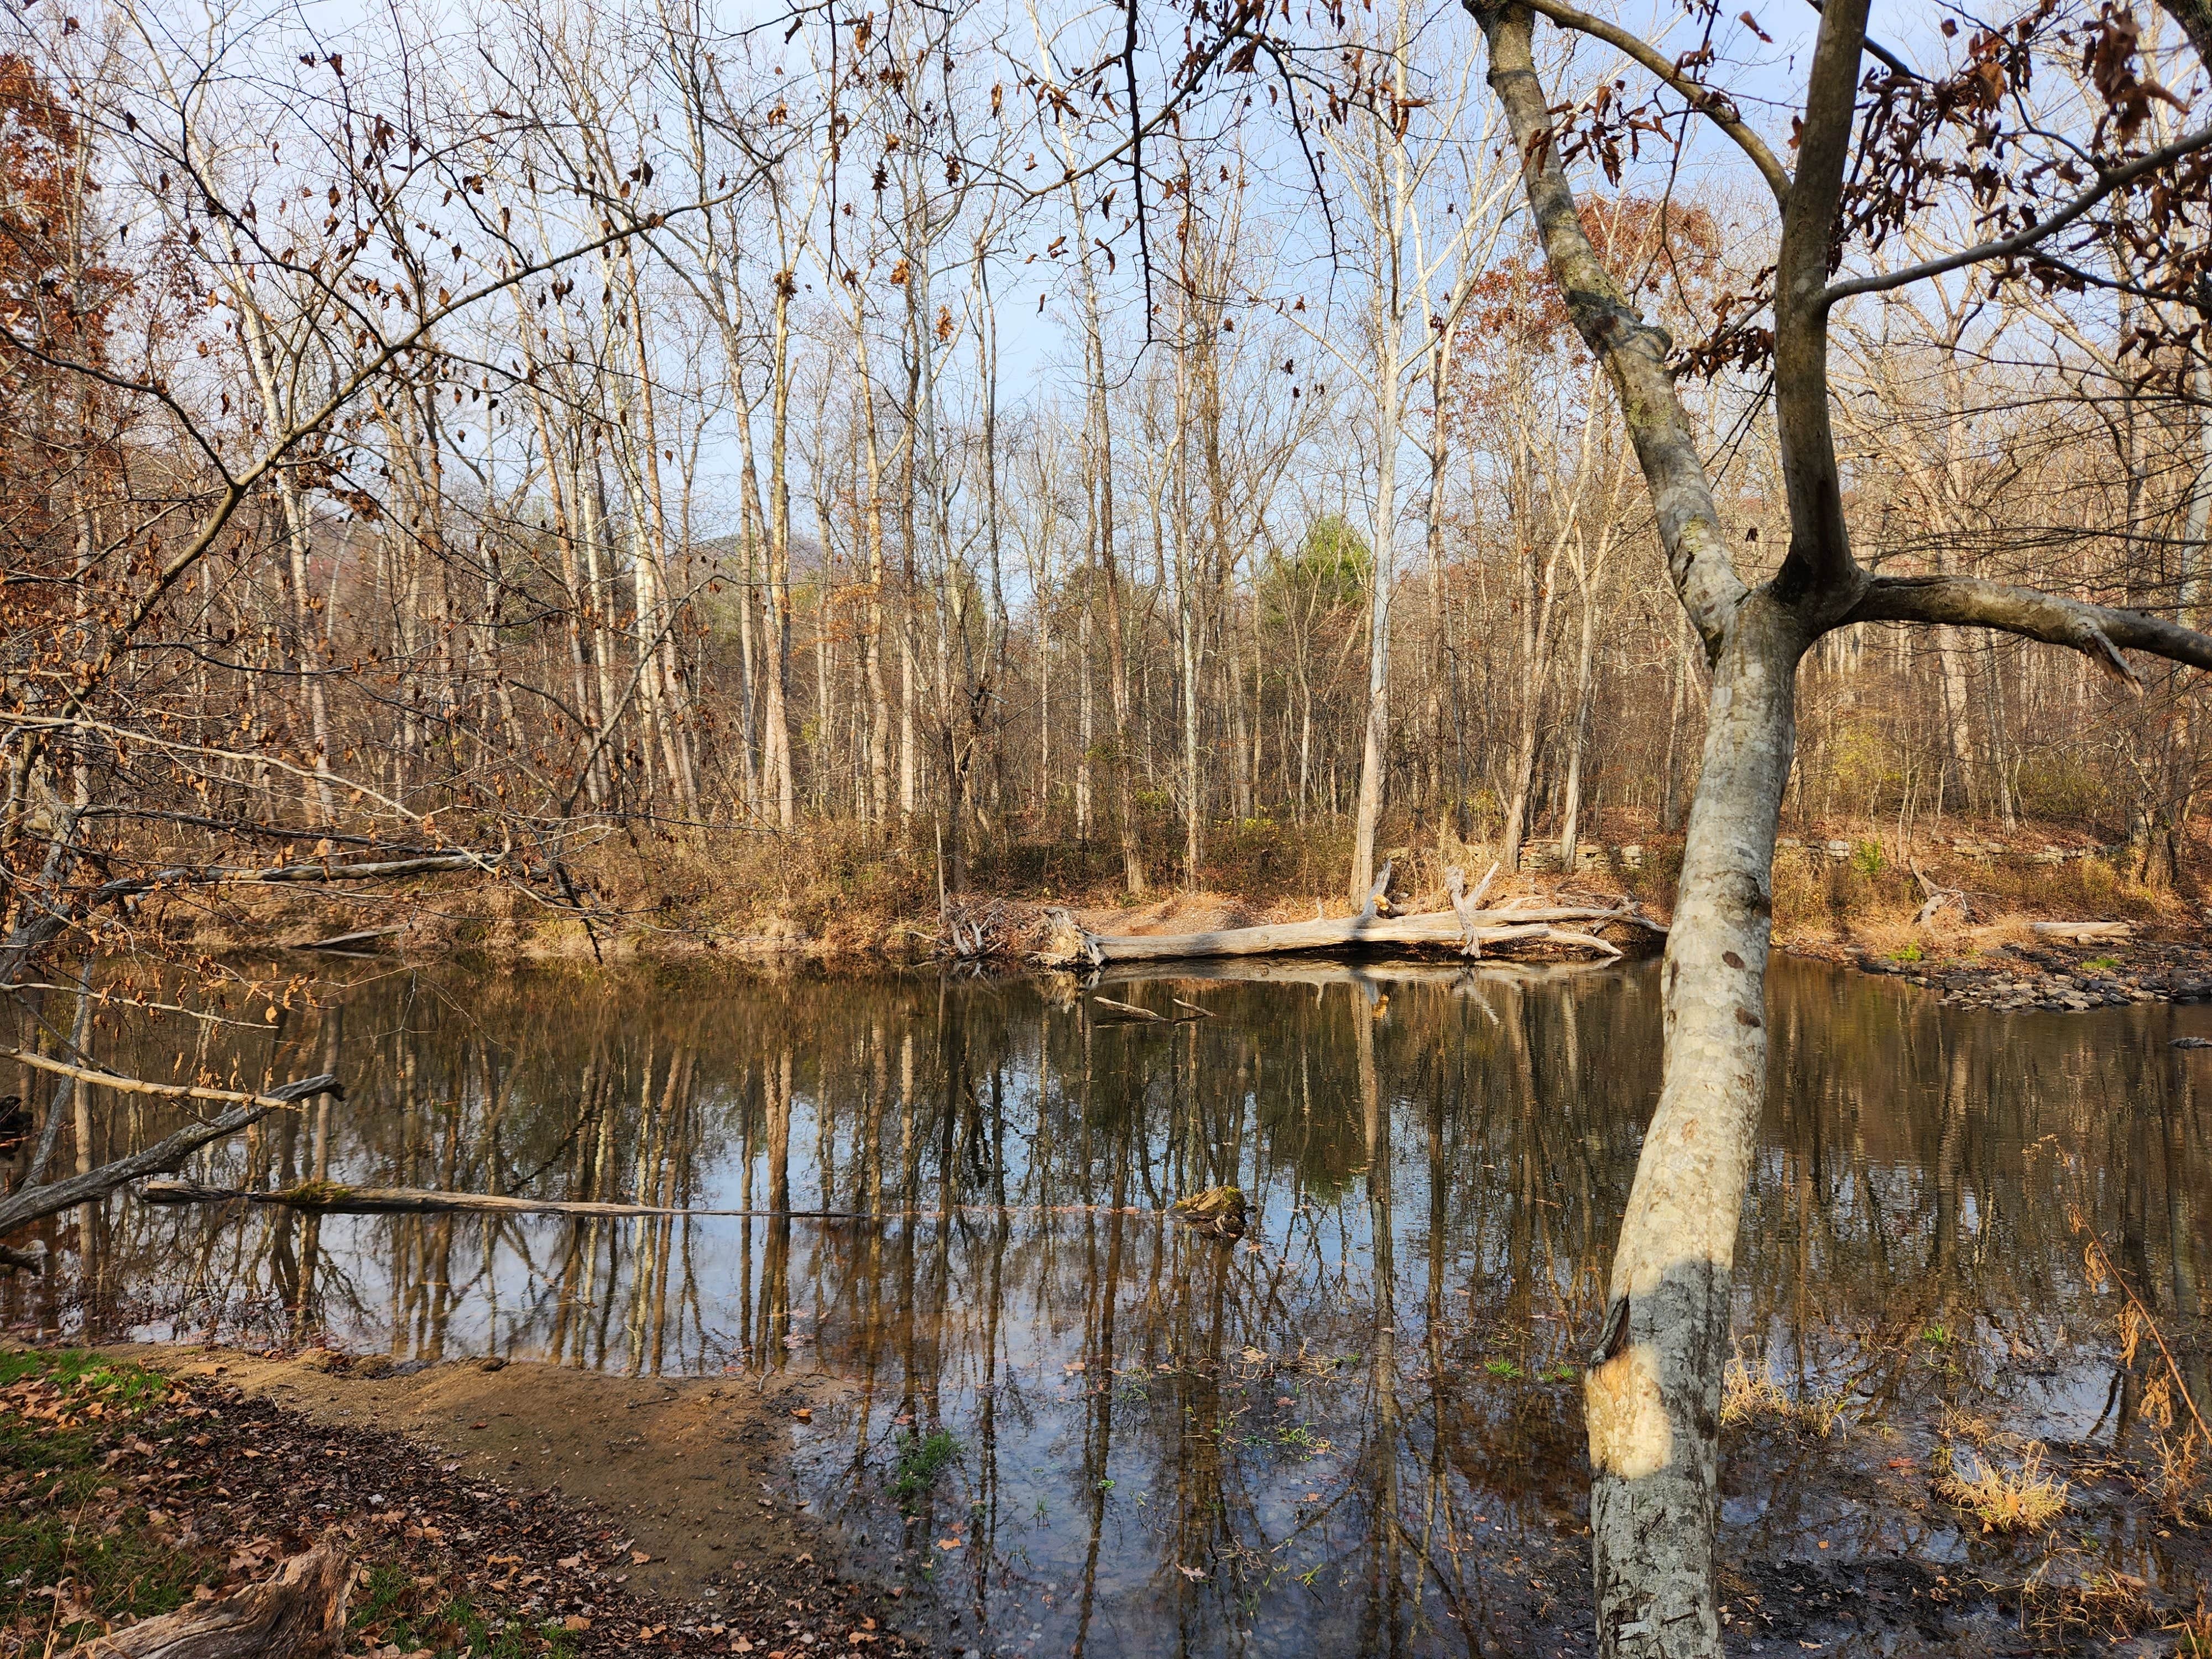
top-left (0, 1067), bottom-right (341, 1239)
top-left (1522, 0), bottom-right (1790, 205)
top-left (1841, 574), bottom-right (2212, 686)
top-left (1822, 120), bottom-right (2212, 310)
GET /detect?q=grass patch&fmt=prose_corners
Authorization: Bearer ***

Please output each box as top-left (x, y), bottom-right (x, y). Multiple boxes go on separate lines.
top-left (349, 1562), bottom-right (577, 1658)
top-left (1934, 1442), bottom-right (2069, 1533)
top-left (2, 1347), bottom-right (583, 1657)
top-left (1719, 1354), bottom-right (1848, 1438)
top-left (890, 1428), bottom-right (960, 1508)
top-left (0, 1350), bottom-right (213, 1649)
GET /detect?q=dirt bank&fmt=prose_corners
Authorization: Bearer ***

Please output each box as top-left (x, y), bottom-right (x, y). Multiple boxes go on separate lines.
top-left (3, 1343), bottom-right (946, 1657)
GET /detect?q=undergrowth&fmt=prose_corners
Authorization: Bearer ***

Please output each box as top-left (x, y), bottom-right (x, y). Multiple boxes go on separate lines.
top-left (1933, 1441), bottom-right (2069, 1533)
top-left (889, 1428), bottom-right (960, 1509)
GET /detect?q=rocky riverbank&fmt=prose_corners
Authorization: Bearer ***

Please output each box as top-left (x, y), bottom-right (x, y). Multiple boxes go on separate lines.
top-left (1788, 935), bottom-right (2212, 1012)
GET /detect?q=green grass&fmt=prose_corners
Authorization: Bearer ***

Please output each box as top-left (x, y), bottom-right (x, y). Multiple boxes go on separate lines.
top-left (0, 1350), bottom-right (211, 1649)
top-left (351, 1563), bottom-right (577, 1658)
top-left (2084, 954), bottom-right (2121, 972)
top-left (1483, 1358), bottom-right (1524, 1380)
top-left (890, 1428), bottom-right (961, 1507)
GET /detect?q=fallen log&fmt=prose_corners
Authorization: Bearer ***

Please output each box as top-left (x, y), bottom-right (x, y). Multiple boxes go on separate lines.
top-left (138, 1179), bottom-right (877, 1221)
top-left (1095, 958), bottom-right (1619, 990)
top-left (0, 1068), bottom-right (340, 1239)
top-left (294, 924), bottom-right (407, 953)
top-left (2031, 920), bottom-right (2135, 943)
top-left (79, 1545), bottom-right (351, 1658)
top-left (1042, 894), bottom-right (1658, 966)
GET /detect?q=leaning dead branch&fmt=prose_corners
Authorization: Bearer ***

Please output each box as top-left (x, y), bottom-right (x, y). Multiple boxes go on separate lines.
top-left (1910, 863), bottom-right (1971, 927)
top-left (0, 1067), bottom-right (341, 1239)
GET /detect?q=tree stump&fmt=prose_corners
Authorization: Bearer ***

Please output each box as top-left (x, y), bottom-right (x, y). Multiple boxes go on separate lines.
top-left (79, 1546), bottom-right (351, 1658)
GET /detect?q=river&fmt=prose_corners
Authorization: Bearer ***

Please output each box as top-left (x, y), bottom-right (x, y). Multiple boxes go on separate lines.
top-left (6, 957), bottom-right (2209, 1655)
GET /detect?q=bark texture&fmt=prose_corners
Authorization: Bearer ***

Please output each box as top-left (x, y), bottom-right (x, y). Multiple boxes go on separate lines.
top-left (79, 1546), bottom-right (351, 1659)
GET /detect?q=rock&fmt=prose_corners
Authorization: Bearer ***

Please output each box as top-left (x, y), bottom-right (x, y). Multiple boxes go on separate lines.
top-left (478, 1356), bottom-right (508, 1373)
top-left (2173, 1037), bottom-right (2212, 1049)
top-left (297, 1347), bottom-right (338, 1373)
top-left (1171, 1185), bottom-right (1248, 1240)
top-left (351, 1354), bottom-right (394, 1379)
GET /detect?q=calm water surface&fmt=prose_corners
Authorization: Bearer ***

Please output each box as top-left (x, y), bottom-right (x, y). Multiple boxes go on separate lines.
top-left (7, 957), bottom-right (2210, 1655)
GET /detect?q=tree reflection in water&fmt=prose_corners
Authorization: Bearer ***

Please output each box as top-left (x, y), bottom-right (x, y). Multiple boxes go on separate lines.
top-left (7, 958), bottom-right (2209, 1655)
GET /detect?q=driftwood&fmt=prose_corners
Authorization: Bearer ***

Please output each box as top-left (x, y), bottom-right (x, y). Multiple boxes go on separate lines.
top-left (0, 1067), bottom-right (340, 1239)
top-left (1041, 886), bottom-right (1658, 967)
top-left (294, 925), bottom-right (406, 953)
top-left (1097, 958), bottom-right (1620, 990)
top-left (2031, 920), bottom-right (2135, 943)
top-left (1089, 994), bottom-right (1212, 1024)
top-left (1446, 861), bottom-right (1503, 953)
top-left (138, 1178), bottom-right (875, 1221)
top-left (1909, 862), bottom-right (1972, 927)
top-left (79, 1546), bottom-right (351, 1658)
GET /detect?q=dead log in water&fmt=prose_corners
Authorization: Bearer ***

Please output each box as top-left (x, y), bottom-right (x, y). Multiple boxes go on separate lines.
top-left (137, 1179), bottom-right (875, 1220)
top-left (0, 1061), bottom-right (340, 1239)
top-left (1037, 872), bottom-right (1661, 967)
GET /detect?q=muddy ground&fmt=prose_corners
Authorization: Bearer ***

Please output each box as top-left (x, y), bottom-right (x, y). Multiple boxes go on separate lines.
top-left (3, 1343), bottom-right (956, 1657)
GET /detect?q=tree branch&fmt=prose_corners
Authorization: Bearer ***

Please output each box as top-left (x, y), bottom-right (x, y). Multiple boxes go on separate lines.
top-left (1841, 573), bottom-right (2212, 685)
top-left (1522, 0), bottom-right (1790, 204)
top-left (0, 1068), bottom-right (341, 1239)
top-left (1468, 1), bottom-right (1747, 655)
top-left (1822, 119), bottom-right (2212, 310)
top-left (1771, 0), bottom-right (1870, 602)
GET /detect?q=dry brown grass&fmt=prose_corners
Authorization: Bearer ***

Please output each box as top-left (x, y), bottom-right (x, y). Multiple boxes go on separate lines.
top-left (2167, 1593), bottom-right (2212, 1657)
top-left (1933, 1441), bottom-right (2069, 1533)
top-left (1720, 1354), bottom-right (1849, 1438)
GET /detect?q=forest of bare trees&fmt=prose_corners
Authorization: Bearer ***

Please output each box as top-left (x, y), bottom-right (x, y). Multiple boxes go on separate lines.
top-left (14, 3), bottom-right (2212, 1657)
top-left (5, 0), bottom-right (2211, 973)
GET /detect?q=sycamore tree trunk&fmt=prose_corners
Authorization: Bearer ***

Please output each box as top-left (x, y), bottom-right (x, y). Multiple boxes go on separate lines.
top-left (1472, 6), bottom-right (1799, 1654)
top-left (1470, 3), bottom-right (2212, 1653)
top-left (1584, 596), bottom-right (1803, 1656)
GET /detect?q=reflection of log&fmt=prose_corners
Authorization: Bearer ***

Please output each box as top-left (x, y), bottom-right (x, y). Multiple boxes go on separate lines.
top-left (1044, 900), bottom-right (1657, 965)
top-left (1097, 958), bottom-right (1620, 990)
top-left (80, 1545), bottom-right (351, 1658)
top-left (294, 925), bottom-right (406, 953)
top-left (2032, 920), bottom-right (2135, 943)
top-left (1089, 994), bottom-right (1211, 1024)
top-left (139, 1179), bottom-right (874, 1221)
top-left (0, 1067), bottom-right (340, 1239)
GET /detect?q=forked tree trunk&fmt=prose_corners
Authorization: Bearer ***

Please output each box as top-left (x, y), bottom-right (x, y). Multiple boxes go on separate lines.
top-left (1472, 7), bottom-right (1796, 1654)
